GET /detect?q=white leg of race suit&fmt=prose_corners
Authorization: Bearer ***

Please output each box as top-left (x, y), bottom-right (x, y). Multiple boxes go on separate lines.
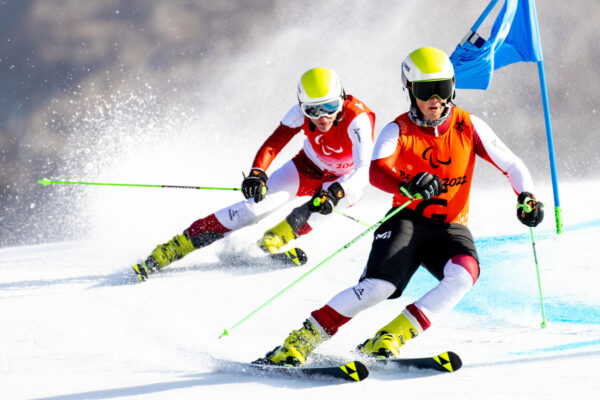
top-left (414, 259), bottom-right (475, 322)
top-left (326, 278), bottom-right (397, 318)
top-left (213, 160), bottom-right (300, 231)
top-left (321, 259), bottom-right (474, 321)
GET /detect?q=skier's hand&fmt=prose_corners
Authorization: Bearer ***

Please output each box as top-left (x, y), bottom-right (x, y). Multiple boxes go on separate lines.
top-left (241, 168), bottom-right (268, 203)
top-left (310, 182), bottom-right (345, 215)
top-left (517, 191), bottom-right (544, 227)
top-left (400, 172), bottom-right (444, 201)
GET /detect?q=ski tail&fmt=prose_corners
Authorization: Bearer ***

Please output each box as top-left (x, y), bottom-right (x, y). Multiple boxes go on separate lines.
top-left (333, 361), bottom-right (369, 381)
top-left (432, 351), bottom-right (462, 372)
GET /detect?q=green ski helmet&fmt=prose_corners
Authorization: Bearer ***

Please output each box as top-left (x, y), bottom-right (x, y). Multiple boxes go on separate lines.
top-left (297, 67), bottom-right (345, 119)
top-left (401, 47), bottom-right (455, 102)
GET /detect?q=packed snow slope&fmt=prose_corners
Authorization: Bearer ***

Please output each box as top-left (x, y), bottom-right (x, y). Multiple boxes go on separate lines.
top-left (2, 0), bottom-right (600, 398)
top-left (1, 181), bottom-right (599, 399)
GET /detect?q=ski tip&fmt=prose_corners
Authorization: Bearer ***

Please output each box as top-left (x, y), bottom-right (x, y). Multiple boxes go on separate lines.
top-left (434, 351), bottom-right (462, 372)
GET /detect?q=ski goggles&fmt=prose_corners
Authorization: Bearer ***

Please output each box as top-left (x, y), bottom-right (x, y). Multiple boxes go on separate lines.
top-left (300, 97), bottom-right (343, 119)
top-left (411, 79), bottom-right (454, 101)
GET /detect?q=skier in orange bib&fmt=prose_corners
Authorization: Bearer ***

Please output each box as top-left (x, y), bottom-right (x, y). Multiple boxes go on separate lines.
top-left (258, 47), bottom-right (544, 366)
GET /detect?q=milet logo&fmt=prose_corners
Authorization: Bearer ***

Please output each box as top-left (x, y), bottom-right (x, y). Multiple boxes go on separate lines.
top-left (375, 231), bottom-right (391, 240)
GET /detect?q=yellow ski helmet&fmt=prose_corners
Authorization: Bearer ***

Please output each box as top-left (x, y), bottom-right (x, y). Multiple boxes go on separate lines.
top-left (297, 67), bottom-right (344, 119)
top-left (401, 47), bottom-right (455, 102)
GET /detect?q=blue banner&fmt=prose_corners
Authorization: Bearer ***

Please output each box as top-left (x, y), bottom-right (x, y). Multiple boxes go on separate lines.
top-left (450, 0), bottom-right (543, 89)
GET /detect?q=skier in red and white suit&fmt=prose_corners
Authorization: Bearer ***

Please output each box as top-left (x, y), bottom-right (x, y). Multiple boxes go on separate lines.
top-left (259, 47), bottom-right (544, 366)
top-left (132, 67), bottom-right (375, 280)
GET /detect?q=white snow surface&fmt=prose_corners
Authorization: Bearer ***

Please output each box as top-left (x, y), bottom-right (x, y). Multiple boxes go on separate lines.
top-left (1, 181), bottom-right (599, 399)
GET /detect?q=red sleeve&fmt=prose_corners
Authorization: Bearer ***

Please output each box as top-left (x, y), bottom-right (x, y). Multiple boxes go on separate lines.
top-left (369, 152), bottom-right (403, 194)
top-left (251, 123), bottom-right (299, 171)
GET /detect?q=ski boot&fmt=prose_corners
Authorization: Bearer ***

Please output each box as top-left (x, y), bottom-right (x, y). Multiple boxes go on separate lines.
top-left (255, 318), bottom-right (328, 366)
top-left (357, 312), bottom-right (420, 358)
top-left (258, 219), bottom-right (307, 267)
top-left (258, 219), bottom-right (297, 254)
top-left (132, 231), bottom-right (196, 281)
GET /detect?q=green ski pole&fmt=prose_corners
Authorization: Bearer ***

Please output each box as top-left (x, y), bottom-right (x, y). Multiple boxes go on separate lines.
top-left (38, 178), bottom-right (240, 191)
top-left (219, 191), bottom-right (422, 339)
top-left (518, 197), bottom-right (548, 328)
top-left (529, 226), bottom-right (547, 329)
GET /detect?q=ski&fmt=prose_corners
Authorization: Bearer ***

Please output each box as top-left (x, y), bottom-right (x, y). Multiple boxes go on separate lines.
top-left (132, 247), bottom-right (308, 282)
top-left (368, 351), bottom-right (462, 373)
top-left (237, 360), bottom-right (368, 382)
top-left (268, 247), bottom-right (308, 267)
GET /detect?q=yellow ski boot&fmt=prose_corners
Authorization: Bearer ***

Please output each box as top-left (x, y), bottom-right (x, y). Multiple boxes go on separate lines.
top-left (258, 219), bottom-right (297, 254)
top-left (257, 318), bottom-right (328, 366)
top-left (357, 311), bottom-right (421, 358)
top-left (132, 231), bottom-right (196, 281)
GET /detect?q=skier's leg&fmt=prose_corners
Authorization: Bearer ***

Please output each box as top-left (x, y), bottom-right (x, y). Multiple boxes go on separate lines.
top-left (259, 210), bottom-right (421, 364)
top-left (133, 162), bottom-right (298, 280)
top-left (358, 225), bottom-right (480, 357)
top-left (259, 174), bottom-right (365, 256)
top-left (258, 278), bottom-right (397, 366)
top-left (257, 160), bottom-right (320, 254)
top-left (415, 254), bottom-right (479, 319)
top-left (414, 223), bottom-right (480, 322)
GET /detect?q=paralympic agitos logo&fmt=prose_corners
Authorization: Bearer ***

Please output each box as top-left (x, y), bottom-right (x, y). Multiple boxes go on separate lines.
top-left (422, 146), bottom-right (451, 169)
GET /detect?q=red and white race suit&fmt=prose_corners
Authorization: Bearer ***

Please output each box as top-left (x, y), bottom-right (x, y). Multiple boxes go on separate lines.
top-left (213, 95), bottom-right (375, 231)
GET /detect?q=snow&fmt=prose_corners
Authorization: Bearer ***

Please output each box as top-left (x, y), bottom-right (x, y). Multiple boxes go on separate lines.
top-left (3, 0), bottom-right (600, 397)
top-left (1, 182), bottom-right (599, 399)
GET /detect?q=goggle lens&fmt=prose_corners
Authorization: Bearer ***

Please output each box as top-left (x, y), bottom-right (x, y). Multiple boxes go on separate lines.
top-left (301, 98), bottom-right (342, 119)
top-left (411, 79), bottom-right (454, 101)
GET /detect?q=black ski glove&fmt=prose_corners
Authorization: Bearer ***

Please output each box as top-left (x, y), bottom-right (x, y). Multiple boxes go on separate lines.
top-left (400, 172), bottom-right (444, 201)
top-left (310, 182), bottom-right (345, 215)
top-left (241, 168), bottom-right (268, 203)
top-left (517, 191), bottom-right (544, 227)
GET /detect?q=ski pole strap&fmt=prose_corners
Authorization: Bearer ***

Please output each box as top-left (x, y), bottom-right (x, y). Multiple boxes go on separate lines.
top-left (219, 193), bottom-right (422, 339)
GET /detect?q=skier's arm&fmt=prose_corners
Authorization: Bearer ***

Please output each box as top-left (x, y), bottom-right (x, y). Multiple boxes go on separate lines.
top-left (251, 124), bottom-right (298, 171)
top-left (329, 112), bottom-right (375, 194)
top-left (251, 105), bottom-right (303, 171)
top-left (471, 115), bottom-right (535, 194)
top-left (369, 122), bottom-right (404, 194)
